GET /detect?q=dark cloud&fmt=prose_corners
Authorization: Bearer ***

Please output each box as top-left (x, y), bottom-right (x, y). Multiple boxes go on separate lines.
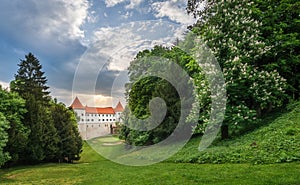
top-left (0, 0), bottom-right (89, 92)
top-left (96, 69), bottom-right (124, 97)
top-left (0, 0), bottom-right (192, 105)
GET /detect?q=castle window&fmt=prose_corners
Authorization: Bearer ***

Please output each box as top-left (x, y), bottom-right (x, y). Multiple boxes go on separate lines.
top-left (81, 119), bottom-right (84, 122)
top-left (103, 119), bottom-right (105, 122)
top-left (81, 113), bottom-right (84, 116)
top-left (106, 119), bottom-right (109, 121)
top-left (87, 119), bottom-right (89, 121)
top-left (92, 119), bottom-right (94, 121)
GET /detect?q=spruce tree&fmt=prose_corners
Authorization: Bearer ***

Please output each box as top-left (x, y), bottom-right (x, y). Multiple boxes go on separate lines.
top-left (11, 53), bottom-right (58, 163)
top-left (12, 52), bottom-right (50, 103)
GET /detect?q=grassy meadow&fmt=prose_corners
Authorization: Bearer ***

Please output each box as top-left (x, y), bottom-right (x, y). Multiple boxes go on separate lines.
top-left (0, 142), bottom-right (299, 185)
top-left (0, 102), bottom-right (300, 184)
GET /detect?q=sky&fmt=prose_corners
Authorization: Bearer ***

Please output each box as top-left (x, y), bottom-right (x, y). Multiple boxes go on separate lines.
top-left (0, 0), bottom-right (196, 107)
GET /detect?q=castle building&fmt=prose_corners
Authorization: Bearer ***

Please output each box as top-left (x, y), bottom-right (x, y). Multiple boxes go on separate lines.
top-left (70, 97), bottom-right (124, 140)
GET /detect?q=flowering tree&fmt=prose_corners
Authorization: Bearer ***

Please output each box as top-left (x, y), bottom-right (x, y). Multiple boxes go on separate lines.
top-left (188, 0), bottom-right (287, 138)
top-left (0, 112), bottom-right (9, 167)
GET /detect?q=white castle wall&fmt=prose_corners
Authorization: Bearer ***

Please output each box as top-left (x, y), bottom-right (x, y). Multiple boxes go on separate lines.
top-left (78, 122), bottom-right (115, 140)
top-left (74, 109), bottom-right (120, 140)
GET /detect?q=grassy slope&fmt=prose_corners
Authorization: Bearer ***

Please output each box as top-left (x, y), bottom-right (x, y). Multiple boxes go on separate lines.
top-left (168, 102), bottom-right (300, 164)
top-left (0, 103), bottom-right (299, 184)
top-left (0, 143), bottom-right (299, 185)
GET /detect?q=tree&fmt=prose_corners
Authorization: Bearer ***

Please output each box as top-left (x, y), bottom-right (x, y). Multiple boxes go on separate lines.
top-left (0, 86), bottom-right (28, 165)
top-left (11, 53), bottom-right (58, 163)
top-left (187, 0), bottom-right (287, 138)
top-left (120, 46), bottom-right (196, 145)
top-left (12, 52), bottom-right (50, 103)
top-left (0, 112), bottom-right (10, 167)
top-left (252, 0), bottom-right (300, 99)
top-left (188, 0), bottom-right (299, 98)
top-left (50, 102), bottom-right (82, 162)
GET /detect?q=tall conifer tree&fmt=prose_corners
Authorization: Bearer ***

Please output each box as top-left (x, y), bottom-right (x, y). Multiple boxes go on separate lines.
top-left (12, 53), bottom-right (50, 103)
top-left (11, 53), bottom-right (58, 163)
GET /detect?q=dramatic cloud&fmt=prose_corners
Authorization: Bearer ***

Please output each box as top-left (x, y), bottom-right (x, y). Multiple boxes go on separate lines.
top-left (105, 0), bottom-right (126, 7)
top-left (0, 0), bottom-right (90, 95)
top-left (152, 1), bottom-right (195, 25)
top-left (105, 0), bottom-right (143, 9)
top-left (92, 20), bottom-right (182, 71)
top-left (71, 20), bottom-right (186, 106)
top-left (0, 0), bottom-right (193, 106)
top-left (125, 0), bottom-right (143, 9)
top-left (0, 0), bottom-right (89, 45)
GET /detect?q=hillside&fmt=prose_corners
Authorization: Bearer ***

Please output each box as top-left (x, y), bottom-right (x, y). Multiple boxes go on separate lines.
top-left (0, 102), bottom-right (299, 184)
top-left (168, 102), bottom-right (300, 164)
top-left (1, 135), bottom-right (299, 185)
top-left (84, 101), bottom-right (300, 165)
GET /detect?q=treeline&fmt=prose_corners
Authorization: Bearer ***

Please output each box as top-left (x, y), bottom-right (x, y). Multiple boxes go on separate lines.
top-left (0, 53), bottom-right (82, 167)
top-left (120, 0), bottom-right (299, 145)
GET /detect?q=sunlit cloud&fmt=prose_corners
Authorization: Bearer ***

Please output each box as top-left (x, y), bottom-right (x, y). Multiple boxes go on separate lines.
top-left (0, 0), bottom-right (192, 105)
top-left (152, 1), bottom-right (195, 25)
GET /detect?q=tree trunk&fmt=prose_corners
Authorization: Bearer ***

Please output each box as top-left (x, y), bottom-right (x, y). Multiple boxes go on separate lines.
top-left (266, 102), bottom-right (273, 113)
top-left (221, 125), bottom-right (229, 140)
top-left (256, 107), bottom-right (262, 117)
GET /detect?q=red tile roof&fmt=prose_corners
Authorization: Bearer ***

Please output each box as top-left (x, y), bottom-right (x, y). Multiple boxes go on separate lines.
top-left (70, 97), bottom-right (85, 109)
top-left (70, 97), bottom-right (123, 114)
top-left (85, 107), bottom-right (115, 114)
top-left (114, 101), bottom-right (124, 112)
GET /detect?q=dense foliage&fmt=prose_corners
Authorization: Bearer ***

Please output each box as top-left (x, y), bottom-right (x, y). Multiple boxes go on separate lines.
top-left (187, 0), bottom-right (300, 98)
top-left (50, 101), bottom-right (82, 162)
top-left (121, 0), bottom-right (297, 143)
top-left (0, 86), bottom-right (27, 165)
top-left (120, 46), bottom-right (198, 145)
top-left (186, 0), bottom-right (290, 139)
top-left (253, 0), bottom-right (300, 99)
top-left (0, 53), bottom-right (82, 167)
top-left (0, 112), bottom-right (9, 166)
top-left (10, 53), bottom-right (59, 163)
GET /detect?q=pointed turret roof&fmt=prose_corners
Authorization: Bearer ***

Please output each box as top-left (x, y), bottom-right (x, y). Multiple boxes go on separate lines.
top-left (70, 97), bottom-right (85, 109)
top-left (114, 101), bottom-right (124, 112)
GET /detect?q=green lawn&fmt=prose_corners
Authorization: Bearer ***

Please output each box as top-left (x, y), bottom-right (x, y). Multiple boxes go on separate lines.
top-left (167, 102), bottom-right (300, 164)
top-left (0, 142), bottom-right (299, 185)
top-left (1, 103), bottom-right (300, 184)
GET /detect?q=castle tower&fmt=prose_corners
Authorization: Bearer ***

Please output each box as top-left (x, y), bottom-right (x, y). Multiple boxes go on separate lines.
top-left (114, 101), bottom-right (124, 122)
